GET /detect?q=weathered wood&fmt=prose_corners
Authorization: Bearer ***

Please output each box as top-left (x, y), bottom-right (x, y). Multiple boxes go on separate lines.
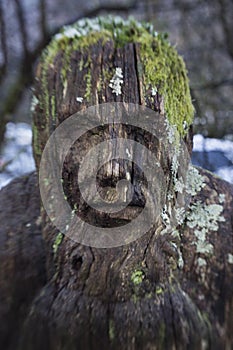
top-left (1, 17), bottom-right (233, 350)
top-left (0, 173), bottom-right (46, 350)
top-left (0, 169), bottom-right (232, 350)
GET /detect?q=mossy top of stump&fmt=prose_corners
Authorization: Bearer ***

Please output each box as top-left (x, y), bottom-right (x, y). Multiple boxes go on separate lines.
top-left (32, 16), bottom-right (194, 165)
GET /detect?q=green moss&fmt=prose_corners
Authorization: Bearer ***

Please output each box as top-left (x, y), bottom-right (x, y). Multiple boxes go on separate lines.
top-left (131, 269), bottom-right (144, 285)
top-left (38, 16), bottom-right (194, 136)
top-left (132, 294), bottom-right (139, 303)
top-left (40, 65), bottom-right (50, 125)
top-left (32, 121), bottom-right (41, 158)
top-left (53, 232), bottom-right (64, 254)
top-left (155, 285), bottom-right (164, 295)
top-left (75, 30), bottom-right (112, 49)
top-left (108, 319), bottom-right (115, 341)
top-left (102, 68), bottom-right (112, 89)
top-left (158, 322), bottom-right (166, 345)
top-left (139, 37), bottom-right (194, 134)
top-left (79, 57), bottom-right (84, 71)
top-left (84, 70), bottom-right (92, 101)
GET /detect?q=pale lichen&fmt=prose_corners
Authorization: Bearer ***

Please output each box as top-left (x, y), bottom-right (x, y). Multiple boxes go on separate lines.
top-left (76, 96), bottom-right (83, 103)
top-left (171, 152), bottom-right (180, 178)
top-left (162, 164), bottom-right (224, 265)
top-left (186, 201), bottom-right (225, 255)
top-left (196, 257), bottom-right (207, 282)
top-left (165, 119), bottom-right (179, 145)
top-left (109, 67), bottom-right (123, 96)
top-left (30, 95), bottom-right (39, 113)
top-left (219, 193), bottom-right (225, 204)
top-left (175, 207), bottom-right (186, 225)
top-left (197, 257), bottom-right (207, 267)
top-left (227, 253), bottom-right (233, 264)
top-left (174, 178), bottom-right (185, 194)
top-left (151, 86), bottom-right (157, 96)
top-left (63, 79), bottom-right (68, 98)
top-left (161, 205), bottom-right (170, 226)
top-left (185, 166), bottom-right (206, 196)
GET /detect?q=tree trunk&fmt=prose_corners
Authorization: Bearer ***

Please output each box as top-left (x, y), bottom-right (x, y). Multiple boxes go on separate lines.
top-left (0, 173), bottom-right (46, 350)
top-left (2, 17), bottom-right (233, 350)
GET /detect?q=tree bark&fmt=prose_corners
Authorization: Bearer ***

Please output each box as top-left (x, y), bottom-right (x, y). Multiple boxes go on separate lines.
top-left (0, 173), bottom-right (46, 350)
top-left (0, 169), bottom-right (232, 350)
top-left (1, 17), bottom-right (233, 350)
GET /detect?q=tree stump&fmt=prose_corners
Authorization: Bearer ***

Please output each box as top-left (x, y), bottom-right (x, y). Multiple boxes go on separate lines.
top-left (0, 173), bottom-right (46, 350)
top-left (2, 17), bottom-right (233, 350)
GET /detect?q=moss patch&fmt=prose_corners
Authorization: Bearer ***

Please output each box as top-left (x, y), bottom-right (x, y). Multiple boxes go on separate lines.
top-left (38, 16), bottom-right (194, 136)
top-left (32, 121), bottom-right (41, 158)
top-left (108, 319), bottom-right (115, 341)
top-left (53, 232), bottom-right (64, 255)
top-left (131, 269), bottom-right (144, 285)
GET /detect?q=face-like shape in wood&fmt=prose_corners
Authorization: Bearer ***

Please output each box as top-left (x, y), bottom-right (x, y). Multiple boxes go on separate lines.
top-left (39, 103), bottom-right (191, 248)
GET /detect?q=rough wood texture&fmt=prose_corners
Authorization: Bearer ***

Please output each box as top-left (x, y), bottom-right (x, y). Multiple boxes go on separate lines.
top-left (0, 173), bottom-right (46, 350)
top-left (0, 169), bottom-right (231, 350)
top-left (1, 18), bottom-right (233, 350)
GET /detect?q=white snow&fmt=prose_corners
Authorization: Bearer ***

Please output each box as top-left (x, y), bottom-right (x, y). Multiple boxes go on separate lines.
top-left (0, 123), bottom-right (35, 189)
top-left (193, 134), bottom-right (233, 184)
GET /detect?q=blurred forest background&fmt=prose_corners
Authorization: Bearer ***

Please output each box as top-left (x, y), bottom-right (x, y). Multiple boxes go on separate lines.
top-left (0, 0), bottom-right (232, 185)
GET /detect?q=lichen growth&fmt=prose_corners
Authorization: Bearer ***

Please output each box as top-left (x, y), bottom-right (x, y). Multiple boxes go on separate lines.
top-left (30, 95), bottom-right (39, 113)
top-left (131, 269), bottom-right (144, 285)
top-left (219, 193), bottom-right (225, 204)
top-left (76, 96), bottom-right (83, 103)
top-left (196, 257), bottom-right (207, 282)
top-left (109, 67), bottom-right (123, 95)
top-left (161, 204), bottom-right (170, 226)
top-left (161, 163), bottom-right (223, 267)
top-left (164, 166), bottom-right (206, 228)
top-left (197, 257), bottom-right (207, 267)
top-left (227, 253), bottom-right (233, 264)
top-left (185, 166), bottom-right (206, 196)
top-left (186, 201), bottom-right (225, 255)
top-left (38, 15), bottom-right (194, 136)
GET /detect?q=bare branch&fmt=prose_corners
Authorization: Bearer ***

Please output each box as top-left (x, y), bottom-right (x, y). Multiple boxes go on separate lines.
top-left (0, 1), bottom-right (7, 80)
top-left (14, 0), bottom-right (29, 57)
top-left (39, 0), bottom-right (47, 40)
top-left (0, 1), bottom-right (138, 120)
top-left (218, 0), bottom-right (233, 60)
